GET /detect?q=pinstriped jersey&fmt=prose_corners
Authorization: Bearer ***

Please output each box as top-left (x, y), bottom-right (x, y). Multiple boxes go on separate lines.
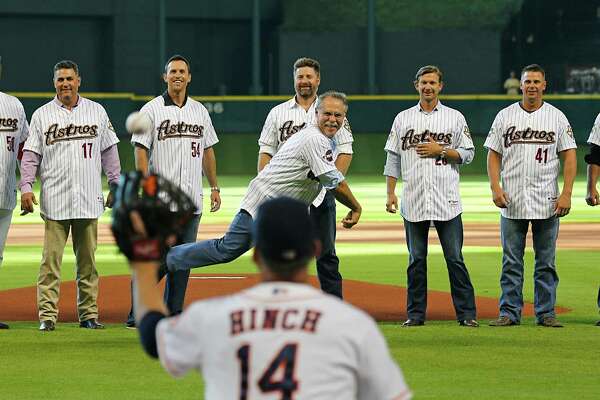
top-left (24, 97), bottom-right (119, 220)
top-left (242, 125), bottom-right (337, 218)
top-left (384, 102), bottom-right (474, 222)
top-left (156, 282), bottom-right (412, 400)
top-left (484, 102), bottom-right (577, 219)
top-left (131, 94), bottom-right (219, 215)
top-left (0, 92), bottom-right (29, 210)
top-left (258, 97), bottom-right (353, 206)
top-left (588, 113), bottom-right (600, 146)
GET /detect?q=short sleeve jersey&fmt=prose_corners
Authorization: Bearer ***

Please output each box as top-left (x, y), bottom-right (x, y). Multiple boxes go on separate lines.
top-left (258, 97), bottom-right (353, 206)
top-left (131, 94), bottom-right (219, 215)
top-left (156, 282), bottom-right (412, 400)
top-left (24, 97), bottom-right (119, 219)
top-left (384, 102), bottom-right (474, 222)
top-left (484, 102), bottom-right (577, 219)
top-left (242, 125), bottom-right (337, 217)
top-left (588, 112), bottom-right (600, 146)
top-left (0, 92), bottom-right (29, 210)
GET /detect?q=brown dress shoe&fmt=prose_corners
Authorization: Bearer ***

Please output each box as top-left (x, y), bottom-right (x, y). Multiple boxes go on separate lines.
top-left (39, 320), bottom-right (55, 331)
top-left (537, 317), bottom-right (563, 328)
top-left (489, 316), bottom-right (519, 326)
top-left (79, 319), bottom-right (105, 329)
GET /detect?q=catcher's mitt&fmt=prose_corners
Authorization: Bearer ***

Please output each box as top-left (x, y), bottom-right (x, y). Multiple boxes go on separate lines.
top-left (111, 172), bottom-right (197, 261)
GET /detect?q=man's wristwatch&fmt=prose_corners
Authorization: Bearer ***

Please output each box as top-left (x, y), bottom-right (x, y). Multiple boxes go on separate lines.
top-left (440, 148), bottom-right (448, 160)
top-left (210, 187), bottom-right (220, 193)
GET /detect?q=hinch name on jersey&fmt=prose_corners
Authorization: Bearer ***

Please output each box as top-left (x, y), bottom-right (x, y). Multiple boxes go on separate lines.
top-left (44, 123), bottom-right (98, 145)
top-left (279, 120), bottom-right (306, 142)
top-left (157, 119), bottom-right (204, 140)
top-left (503, 126), bottom-right (556, 147)
top-left (0, 118), bottom-right (18, 132)
top-left (400, 129), bottom-right (452, 150)
top-left (229, 307), bottom-right (322, 336)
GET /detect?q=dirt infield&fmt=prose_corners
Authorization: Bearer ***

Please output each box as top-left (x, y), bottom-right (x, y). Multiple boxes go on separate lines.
top-left (1, 221), bottom-right (587, 323)
top-left (0, 274), bottom-right (568, 323)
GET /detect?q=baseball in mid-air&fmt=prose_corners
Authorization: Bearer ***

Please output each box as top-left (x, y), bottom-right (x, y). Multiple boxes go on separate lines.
top-left (125, 111), bottom-right (152, 135)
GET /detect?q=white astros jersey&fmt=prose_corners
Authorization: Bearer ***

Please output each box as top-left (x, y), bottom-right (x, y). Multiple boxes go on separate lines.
top-left (484, 102), bottom-right (577, 219)
top-left (24, 97), bottom-right (119, 220)
top-left (384, 102), bottom-right (474, 222)
top-left (132, 94), bottom-right (219, 215)
top-left (0, 92), bottom-right (29, 210)
top-left (258, 97), bottom-right (353, 206)
top-left (156, 282), bottom-right (412, 400)
top-left (588, 112), bottom-right (600, 146)
top-left (242, 125), bottom-right (337, 217)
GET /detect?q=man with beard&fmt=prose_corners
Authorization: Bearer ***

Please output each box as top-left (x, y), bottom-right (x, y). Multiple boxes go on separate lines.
top-left (257, 57), bottom-right (353, 299)
top-left (166, 91), bottom-right (362, 274)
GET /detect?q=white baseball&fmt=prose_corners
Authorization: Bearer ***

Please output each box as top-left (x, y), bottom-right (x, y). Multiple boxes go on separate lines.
top-left (125, 111), bottom-right (152, 135)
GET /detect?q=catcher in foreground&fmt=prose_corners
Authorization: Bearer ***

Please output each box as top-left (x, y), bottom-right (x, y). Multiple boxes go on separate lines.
top-left (111, 174), bottom-right (411, 400)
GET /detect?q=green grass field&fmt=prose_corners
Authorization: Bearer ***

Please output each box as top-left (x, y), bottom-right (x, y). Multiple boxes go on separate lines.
top-left (1, 176), bottom-right (599, 399)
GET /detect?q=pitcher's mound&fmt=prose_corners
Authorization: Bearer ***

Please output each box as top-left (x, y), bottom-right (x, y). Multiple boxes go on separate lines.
top-left (0, 274), bottom-right (565, 323)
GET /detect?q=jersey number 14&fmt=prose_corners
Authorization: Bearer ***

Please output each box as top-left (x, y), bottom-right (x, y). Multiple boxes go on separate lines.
top-left (237, 343), bottom-right (298, 400)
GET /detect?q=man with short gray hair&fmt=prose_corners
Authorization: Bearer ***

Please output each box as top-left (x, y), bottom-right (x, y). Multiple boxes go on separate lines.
top-left (166, 91), bottom-right (362, 273)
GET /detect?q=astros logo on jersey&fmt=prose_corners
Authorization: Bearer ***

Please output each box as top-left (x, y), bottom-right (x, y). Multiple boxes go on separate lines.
top-left (0, 118), bottom-right (18, 132)
top-left (400, 129), bottom-right (452, 150)
top-left (278, 120), bottom-right (306, 142)
top-left (157, 119), bottom-right (205, 140)
top-left (44, 123), bottom-right (98, 145)
top-left (502, 126), bottom-right (556, 147)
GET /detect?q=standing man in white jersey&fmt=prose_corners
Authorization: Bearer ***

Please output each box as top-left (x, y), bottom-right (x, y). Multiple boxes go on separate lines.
top-left (258, 57), bottom-right (353, 299)
top-left (117, 194), bottom-right (410, 400)
top-left (0, 58), bottom-right (30, 329)
top-left (485, 64), bottom-right (577, 328)
top-left (166, 91), bottom-right (362, 273)
top-left (19, 60), bottom-right (121, 331)
top-left (125, 55), bottom-right (221, 328)
top-left (384, 65), bottom-right (478, 327)
top-left (583, 112), bottom-right (600, 326)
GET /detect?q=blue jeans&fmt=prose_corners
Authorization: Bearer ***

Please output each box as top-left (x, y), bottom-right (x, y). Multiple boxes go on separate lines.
top-left (167, 210), bottom-right (254, 271)
top-left (127, 215), bottom-right (200, 323)
top-left (404, 214), bottom-right (476, 321)
top-left (311, 191), bottom-right (342, 299)
top-left (499, 216), bottom-right (559, 323)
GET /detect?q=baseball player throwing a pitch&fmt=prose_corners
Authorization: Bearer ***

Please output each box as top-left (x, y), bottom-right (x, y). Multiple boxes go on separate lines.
top-left (111, 178), bottom-right (411, 399)
top-left (485, 64), bottom-right (577, 328)
top-left (19, 60), bottom-right (121, 331)
top-left (584, 111), bottom-right (600, 326)
top-left (124, 54), bottom-right (221, 328)
top-left (0, 58), bottom-right (30, 329)
top-left (384, 65), bottom-right (478, 327)
top-left (166, 91), bottom-right (361, 273)
top-left (258, 57), bottom-right (353, 299)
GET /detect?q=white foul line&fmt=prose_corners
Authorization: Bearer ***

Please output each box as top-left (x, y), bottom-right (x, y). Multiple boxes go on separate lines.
top-left (189, 276), bottom-right (247, 280)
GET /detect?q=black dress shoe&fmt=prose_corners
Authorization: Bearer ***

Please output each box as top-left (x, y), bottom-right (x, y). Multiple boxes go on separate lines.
top-left (459, 319), bottom-right (480, 327)
top-left (79, 319), bottom-right (105, 329)
top-left (595, 320), bottom-right (600, 326)
top-left (0, 321), bottom-right (9, 329)
top-left (39, 320), bottom-right (55, 331)
top-left (402, 319), bottom-right (425, 327)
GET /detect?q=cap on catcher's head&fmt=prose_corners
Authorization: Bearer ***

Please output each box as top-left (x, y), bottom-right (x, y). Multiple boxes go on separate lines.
top-left (252, 197), bottom-right (317, 270)
top-left (125, 111), bottom-right (152, 135)
top-left (110, 171), bottom-right (197, 261)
